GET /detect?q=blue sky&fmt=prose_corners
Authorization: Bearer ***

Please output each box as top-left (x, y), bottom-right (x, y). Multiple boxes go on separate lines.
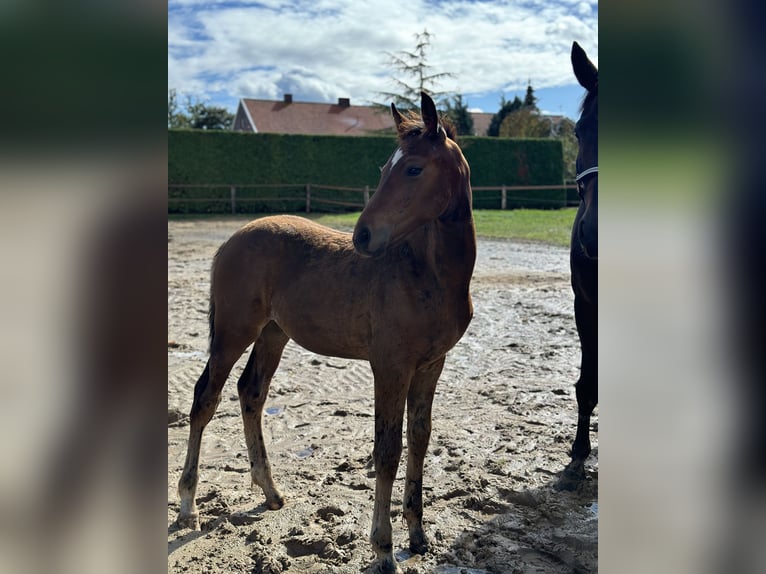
top-left (168, 0), bottom-right (597, 120)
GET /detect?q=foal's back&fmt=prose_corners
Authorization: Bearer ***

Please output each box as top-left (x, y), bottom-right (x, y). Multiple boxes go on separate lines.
top-left (211, 215), bottom-right (373, 360)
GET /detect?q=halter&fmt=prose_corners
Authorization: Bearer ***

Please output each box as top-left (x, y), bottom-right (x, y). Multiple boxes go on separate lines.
top-left (575, 166), bottom-right (598, 183)
top-left (575, 166), bottom-right (598, 196)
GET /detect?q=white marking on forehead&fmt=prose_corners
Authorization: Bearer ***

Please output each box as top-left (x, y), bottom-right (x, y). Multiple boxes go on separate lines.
top-left (390, 147), bottom-right (404, 167)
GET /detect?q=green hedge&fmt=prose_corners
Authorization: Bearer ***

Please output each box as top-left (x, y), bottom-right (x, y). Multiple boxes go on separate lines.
top-left (168, 130), bottom-right (564, 213)
top-left (460, 137), bottom-right (566, 209)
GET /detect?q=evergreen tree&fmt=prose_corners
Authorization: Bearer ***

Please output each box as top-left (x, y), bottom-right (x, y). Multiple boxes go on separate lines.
top-left (523, 83), bottom-right (538, 109)
top-left (375, 29), bottom-right (454, 111)
top-left (443, 95), bottom-right (474, 136)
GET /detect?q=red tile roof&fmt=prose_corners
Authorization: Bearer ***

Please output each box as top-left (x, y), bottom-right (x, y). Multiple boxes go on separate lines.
top-left (234, 96), bottom-right (500, 137)
top-left (235, 97), bottom-right (396, 136)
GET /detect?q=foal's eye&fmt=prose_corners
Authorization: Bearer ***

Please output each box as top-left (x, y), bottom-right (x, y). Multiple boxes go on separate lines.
top-left (406, 166), bottom-right (423, 177)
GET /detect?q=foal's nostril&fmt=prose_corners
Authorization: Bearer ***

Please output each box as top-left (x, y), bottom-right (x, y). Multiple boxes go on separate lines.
top-left (354, 225), bottom-right (371, 251)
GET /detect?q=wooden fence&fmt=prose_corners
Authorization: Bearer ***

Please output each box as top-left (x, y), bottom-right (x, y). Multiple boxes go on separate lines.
top-left (472, 184), bottom-right (579, 209)
top-left (168, 182), bottom-right (579, 214)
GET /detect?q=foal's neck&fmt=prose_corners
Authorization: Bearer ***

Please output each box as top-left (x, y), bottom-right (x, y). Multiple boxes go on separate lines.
top-left (426, 188), bottom-right (477, 286)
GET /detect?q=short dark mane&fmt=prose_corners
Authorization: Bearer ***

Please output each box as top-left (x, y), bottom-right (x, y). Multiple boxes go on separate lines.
top-left (396, 109), bottom-right (458, 143)
top-left (580, 82), bottom-right (598, 114)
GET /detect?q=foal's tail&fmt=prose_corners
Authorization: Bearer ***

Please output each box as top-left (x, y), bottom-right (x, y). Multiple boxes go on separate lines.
top-left (207, 244), bottom-right (224, 354)
top-left (208, 298), bottom-right (216, 354)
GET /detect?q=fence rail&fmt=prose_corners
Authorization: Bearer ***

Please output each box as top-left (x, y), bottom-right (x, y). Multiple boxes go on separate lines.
top-left (168, 182), bottom-right (579, 213)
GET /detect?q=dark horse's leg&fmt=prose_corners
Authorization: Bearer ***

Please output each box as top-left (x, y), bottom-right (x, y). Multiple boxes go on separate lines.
top-left (369, 363), bottom-right (412, 574)
top-left (558, 295), bottom-right (597, 490)
top-left (403, 357), bottom-right (444, 555)
top-left (237, 321), bottom-right (289, 510)
top-left (177, 330), bottom-right (254, 529)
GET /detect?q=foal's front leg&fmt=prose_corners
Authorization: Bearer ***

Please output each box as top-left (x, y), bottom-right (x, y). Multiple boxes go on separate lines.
top-left (403, 357), bottom-right (444, 555)
top-left (370, 366), bottom-right (411, 574)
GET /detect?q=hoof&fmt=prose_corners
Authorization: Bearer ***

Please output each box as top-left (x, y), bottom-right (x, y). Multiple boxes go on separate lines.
top-left (555, 462), bottom-right (585, 491)
top-left (265, 491), bottom-right (285, 510)
top-left (252, 479), bottom-right (285, 510)
top-left (374, 556), bottom-right (402, 574)
top-left (177, 512), bottom-right (200, 530)
top-left (555, 474), bottom-right (579, 492)
top-left (409, 531), bottom-right (429, 555)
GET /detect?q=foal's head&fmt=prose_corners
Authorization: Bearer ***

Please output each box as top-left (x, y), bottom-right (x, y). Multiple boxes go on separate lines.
top-left (572, 41), bottom-right (598, 259)
top-left (352, 91), bottom-right (470, 257)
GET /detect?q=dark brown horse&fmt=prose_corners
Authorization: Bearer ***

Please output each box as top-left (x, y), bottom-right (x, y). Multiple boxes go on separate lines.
top-left (176, 92), bottom-right (476, 574)
top-left (559, 41), bottom-right (598, 490)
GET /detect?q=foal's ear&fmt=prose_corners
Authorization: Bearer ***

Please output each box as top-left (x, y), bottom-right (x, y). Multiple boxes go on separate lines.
top-left (571, 41), bottom-right (598, 92)
top-left (420, 91), bottom-right (444, 140)
top-left (391, 103), bottom-right (405, 131)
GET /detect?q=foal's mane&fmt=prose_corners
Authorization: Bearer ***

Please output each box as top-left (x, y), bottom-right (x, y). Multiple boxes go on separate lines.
top-left (396, 109), bottom-right (458, 143)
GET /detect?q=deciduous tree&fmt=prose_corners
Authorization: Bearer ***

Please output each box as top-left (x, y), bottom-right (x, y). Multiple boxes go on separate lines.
top-left (167, 90), bottom-right (234, 130)
top-left (487, 95), bottom-right (523, 137)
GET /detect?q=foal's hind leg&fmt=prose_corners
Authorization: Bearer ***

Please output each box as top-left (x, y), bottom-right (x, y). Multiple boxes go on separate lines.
top-left (237, 321), bottom-right (289, 510)
top-left (177, 334), bottom-right (253, 529)
top-left (403, 357), bottom-right (444, 555)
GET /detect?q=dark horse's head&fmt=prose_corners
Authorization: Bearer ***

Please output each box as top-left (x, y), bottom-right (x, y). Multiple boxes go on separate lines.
top-left (571, 41), bottom-right (598, 260)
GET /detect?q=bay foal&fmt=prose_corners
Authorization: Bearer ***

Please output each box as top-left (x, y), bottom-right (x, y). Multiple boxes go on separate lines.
top-left (177, 92), bottom-right (476, 573)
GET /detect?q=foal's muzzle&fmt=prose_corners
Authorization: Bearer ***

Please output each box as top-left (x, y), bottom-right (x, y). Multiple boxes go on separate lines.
top-left (353, 223), bottom-right (391, 257)
top-left (353, 224), bottom-right (390, 257)
top-left (353, 225), bottom-right (372, 255)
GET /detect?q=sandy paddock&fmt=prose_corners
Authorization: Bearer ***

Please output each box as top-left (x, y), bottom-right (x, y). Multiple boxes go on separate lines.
top-left (168, 216), bottom-right (597, 573)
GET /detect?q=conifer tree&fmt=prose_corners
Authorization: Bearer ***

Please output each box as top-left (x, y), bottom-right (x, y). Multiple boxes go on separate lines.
top-left (375, 29), bottom-right (454, 110)
top-left (443, 95), bottom-right (474, 136)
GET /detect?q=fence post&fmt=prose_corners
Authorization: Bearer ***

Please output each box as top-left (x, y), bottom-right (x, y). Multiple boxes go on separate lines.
top-left (305, 184), bottom-right (311, 213)
top-left (363, 185), bottom-right (370, 206)
top-left (501, 185), bottom-right (507, 210)
top-left (230, 186), bottom-right (236, 214)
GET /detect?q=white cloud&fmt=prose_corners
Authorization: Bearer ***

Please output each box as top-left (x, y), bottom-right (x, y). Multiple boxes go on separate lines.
top-left (168, 0), bottom-right (597, 109)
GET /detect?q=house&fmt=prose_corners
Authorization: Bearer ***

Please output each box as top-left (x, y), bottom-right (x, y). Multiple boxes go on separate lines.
top-left (233, 95), bottom-right (396, 136)
top-left (469, 112), bottom-right (493, 137)
top-left (233, 95), bottom-right (497, 137)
